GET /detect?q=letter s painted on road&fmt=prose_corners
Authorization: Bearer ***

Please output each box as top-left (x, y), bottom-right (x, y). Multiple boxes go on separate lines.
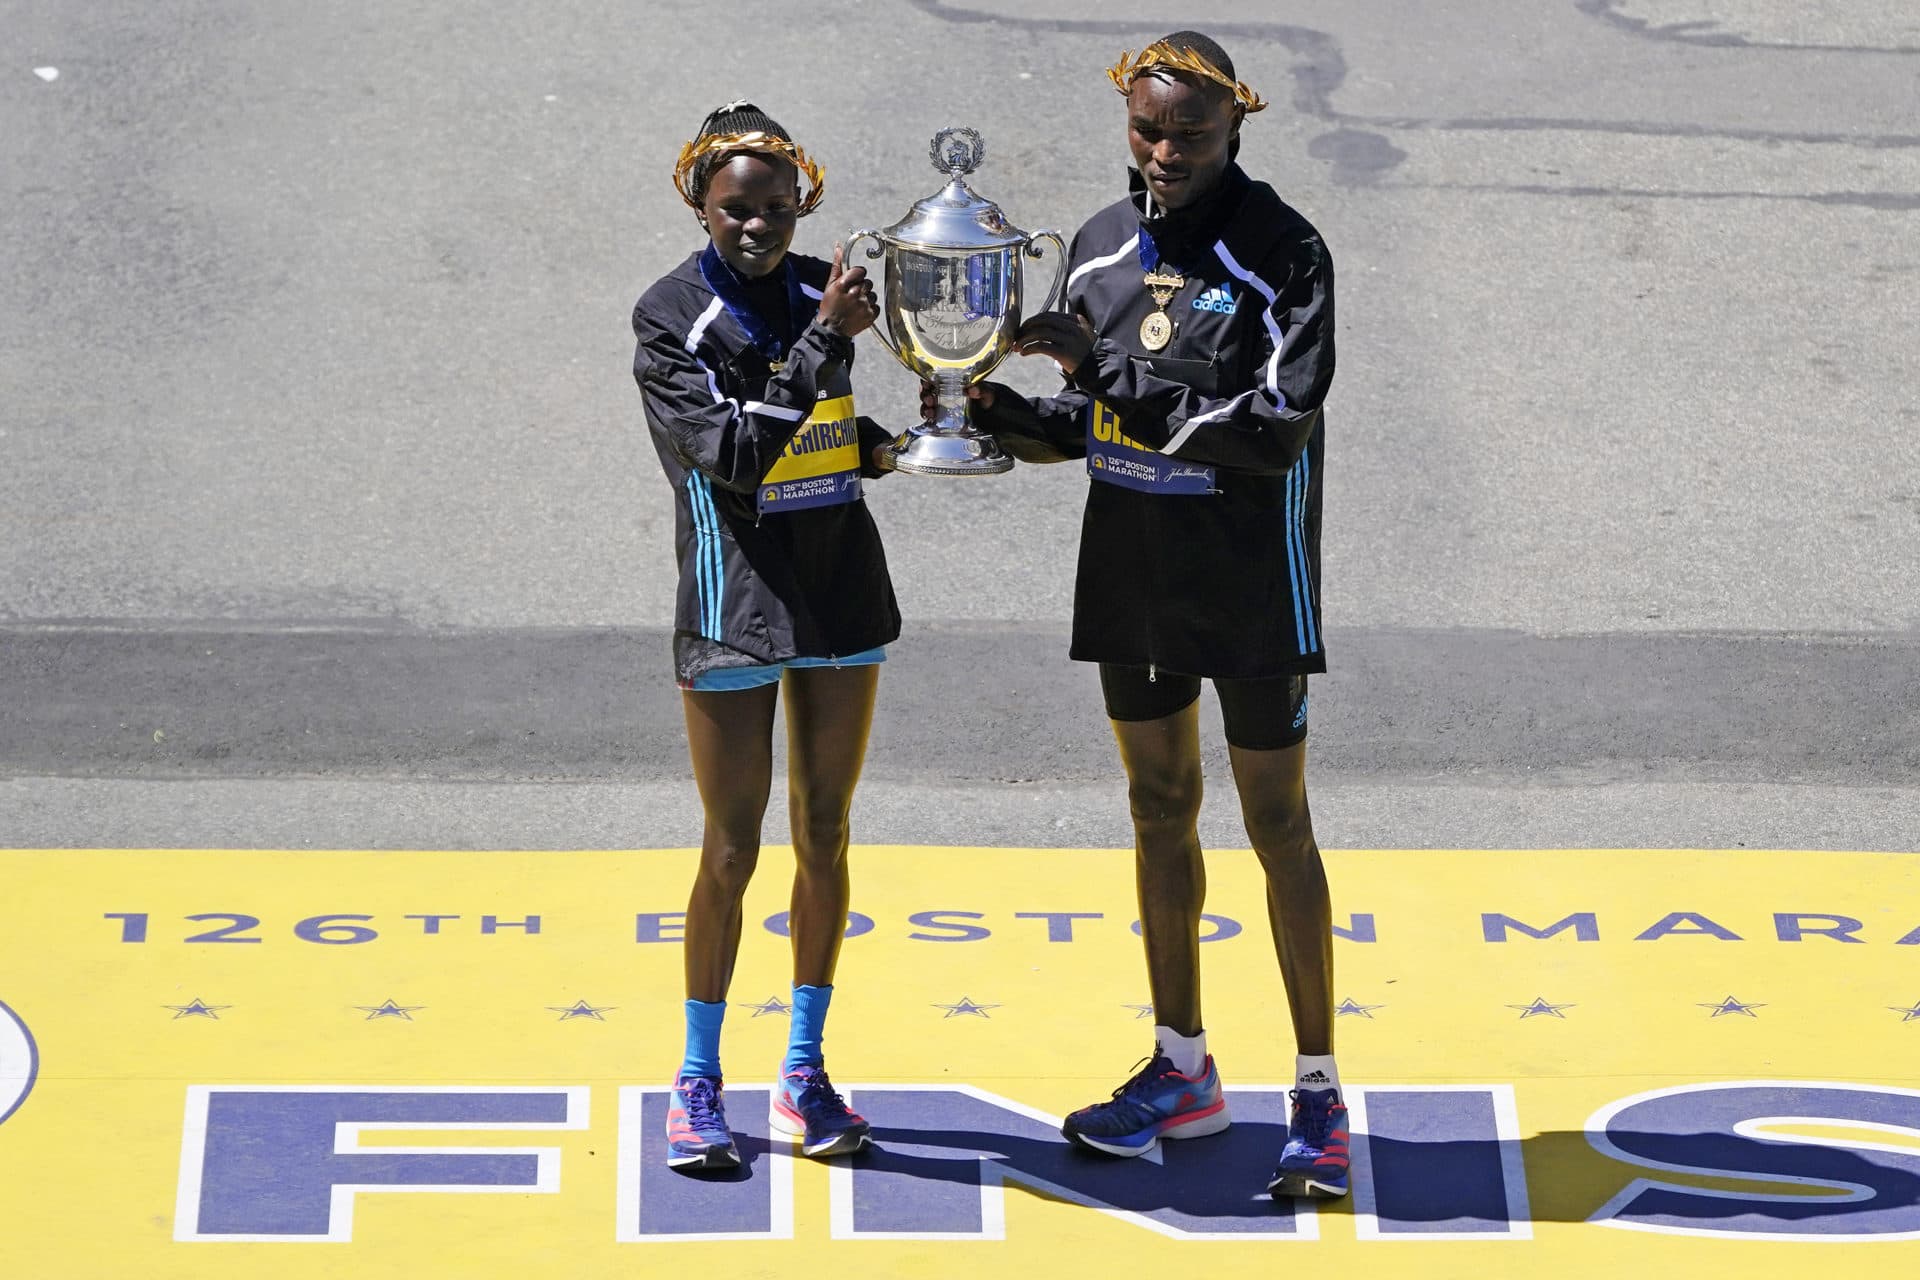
top-left (1588, 1082), bottom-right (1920, 1239)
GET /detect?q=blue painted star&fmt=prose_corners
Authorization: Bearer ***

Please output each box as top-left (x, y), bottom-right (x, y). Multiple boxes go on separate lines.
top-left (1122, 1003), bottom-right (1157, 1020)
top-left (1890, 1001), bottom-right (1920, 1024)
top-left (933, 996), bottom-right (1000, 1019)
top-left (164, 998), bottom-right (229, 1020)
top-left (547, 1001), bottom-right (613, 1022)
top-left (1699, 996), bottom-right (1764, 1018)
top-left (1507, 997), bottom-right (1575, 1019)
top-left (737, 995), bottom-right (792, 1017)
top-left (1335, 997), bottom-right (1384, 1019)
top-left (355, 999), bottom-right (423, 1021)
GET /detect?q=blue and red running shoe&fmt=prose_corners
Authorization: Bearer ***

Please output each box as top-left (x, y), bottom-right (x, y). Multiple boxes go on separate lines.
top-left (665, 1075), bottom-right (739, 1170)
top-left (1061, 1051), bottom-right (1231, 1157)
top-left (1267, 1086), bottom-right (1350, 1198)
top-left (770, 1065), bottom-right (871, 1157)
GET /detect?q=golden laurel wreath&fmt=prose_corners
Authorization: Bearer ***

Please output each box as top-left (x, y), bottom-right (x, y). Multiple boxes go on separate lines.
top-left (672, 131), bottom-right (826, 216)
top-left (1106, 42), bottom-right (1268, 114)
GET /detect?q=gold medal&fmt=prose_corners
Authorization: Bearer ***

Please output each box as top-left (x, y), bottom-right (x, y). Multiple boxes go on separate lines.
top-left (1140, 268), bottom-right (1184, 351)
top-left (1139, 310), bottom-right (1174, 351)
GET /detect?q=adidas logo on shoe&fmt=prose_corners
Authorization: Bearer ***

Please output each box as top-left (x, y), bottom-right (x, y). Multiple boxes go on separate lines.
top-left (1299, 1070), bottom-right (1333, 1086)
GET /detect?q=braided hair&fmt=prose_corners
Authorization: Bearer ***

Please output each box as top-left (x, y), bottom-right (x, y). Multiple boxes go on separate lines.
top-left (683, 100), bottom-right (797, 208)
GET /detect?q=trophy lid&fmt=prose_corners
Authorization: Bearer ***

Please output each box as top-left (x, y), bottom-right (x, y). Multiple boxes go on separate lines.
top-left (881, 127), bottom-right (1028, 251)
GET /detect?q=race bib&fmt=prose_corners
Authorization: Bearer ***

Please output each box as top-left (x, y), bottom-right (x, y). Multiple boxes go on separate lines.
top-left (759, 394), bottom-right (864, 515)
top-left (1086, 401), bottom-right (1216, 495)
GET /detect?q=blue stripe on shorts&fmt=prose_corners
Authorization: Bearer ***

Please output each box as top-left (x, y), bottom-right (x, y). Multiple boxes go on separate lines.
top-left (686, 646), bottom-right (887, 692)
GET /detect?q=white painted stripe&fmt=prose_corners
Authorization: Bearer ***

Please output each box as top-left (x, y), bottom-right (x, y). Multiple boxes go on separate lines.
top-left (1067, 234), bottom-right (1140, 292)
top-left (0, 1001), bottom-right (35, 1125)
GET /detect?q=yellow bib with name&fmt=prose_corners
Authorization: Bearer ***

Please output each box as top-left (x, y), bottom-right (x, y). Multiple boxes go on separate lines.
top-left (759, 394), bottom-right (862, 514)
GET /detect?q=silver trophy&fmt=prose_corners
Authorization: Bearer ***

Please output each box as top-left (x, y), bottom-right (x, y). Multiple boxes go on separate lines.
top-left (847, 128), bottom-right (1066, 476)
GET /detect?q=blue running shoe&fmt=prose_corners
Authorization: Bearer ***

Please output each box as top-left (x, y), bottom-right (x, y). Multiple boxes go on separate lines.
top-left (1062, 1051), bottom-right (1230, 1157)
top-left (1267, 1087), bottom-right (1350, 1198)
top-left (769, 1065), bottom-right (872, 1158)
top-left (665, 1075), bottom-right (739, 1170)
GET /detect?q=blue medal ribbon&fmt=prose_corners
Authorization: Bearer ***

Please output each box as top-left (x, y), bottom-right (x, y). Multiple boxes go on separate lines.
top-left (1136, 223), bottom-right (1164, 274)
top-left (1135, 223), bottom-right (1191, 278)
top-left (698, 245), bottom-right (811, 367)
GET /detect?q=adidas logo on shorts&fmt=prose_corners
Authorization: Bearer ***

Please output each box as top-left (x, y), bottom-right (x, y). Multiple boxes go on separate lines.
top-left (1292, 695), bottom-right (1310, 731)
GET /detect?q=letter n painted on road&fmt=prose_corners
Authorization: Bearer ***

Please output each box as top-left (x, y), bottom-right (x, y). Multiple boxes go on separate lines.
top-left (616, 1087), bottom-right (793, 1241)
top-left (828, 1087), bottom-right (1311, 1240)
top-left (175, 1085), bottom-right (587, 1241)
top-left (1347, 1085), bottom-right (1531, 1239)
top-left (1588, 1082), bottom-right (1920, 1239)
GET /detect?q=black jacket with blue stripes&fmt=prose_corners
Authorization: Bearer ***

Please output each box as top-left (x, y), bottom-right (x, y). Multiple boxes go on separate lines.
top-left (632, 250), bottom-right (900, 686)
top-left (976, 167), bottom-right (1333, 679)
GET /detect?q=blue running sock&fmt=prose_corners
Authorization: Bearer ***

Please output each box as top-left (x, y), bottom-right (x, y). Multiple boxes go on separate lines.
top-left (680, 998), bottom-right (725, 1080)
top-left (784, 984), bottom-right (833, 1073)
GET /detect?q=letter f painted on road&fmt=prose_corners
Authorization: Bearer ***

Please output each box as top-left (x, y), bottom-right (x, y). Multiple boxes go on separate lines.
top-left (175, 1085), bottom-right (588, 1241)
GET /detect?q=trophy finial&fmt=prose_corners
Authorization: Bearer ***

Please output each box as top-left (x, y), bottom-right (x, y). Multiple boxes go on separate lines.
top-left (929, 126), bottom-right (985, 177)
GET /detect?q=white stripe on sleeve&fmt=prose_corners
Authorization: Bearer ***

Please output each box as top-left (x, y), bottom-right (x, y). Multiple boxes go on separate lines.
top-left (684, 297), bottom-right (725, 352)
top-left (1211, 240), bottom-right (1295, 408)
top-left (1067, 234), bottom-right (1141, 292)
top-left (682, 295), bottom-right (805, 424)
top-left (742, 401), bottom-right (808, 422)
top-left (1160, 391), bottom-right (1261, 455)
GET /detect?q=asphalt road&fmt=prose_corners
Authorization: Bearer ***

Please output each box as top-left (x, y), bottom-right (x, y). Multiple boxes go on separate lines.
top-left (3, 0), bottom-right (1916, 850)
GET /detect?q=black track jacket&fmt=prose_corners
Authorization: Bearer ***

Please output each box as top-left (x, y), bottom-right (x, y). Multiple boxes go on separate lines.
top-left (977, 167), bottom-right (1333, 678)
top-left (632, 250), bottom-right (900, 685)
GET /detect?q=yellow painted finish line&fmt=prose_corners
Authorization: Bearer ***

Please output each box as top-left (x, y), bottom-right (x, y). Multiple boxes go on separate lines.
top-left (3, 846), bottom-right (1918, 1278)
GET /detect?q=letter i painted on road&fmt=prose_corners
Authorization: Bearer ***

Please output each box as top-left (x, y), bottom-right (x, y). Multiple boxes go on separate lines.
top-left (1346, 1085), bottom-right (1531, 1239)
top-left (175, 1085), bottom-right (588, 1241)
top-left (616, 1087), bottom-right (793, 1241)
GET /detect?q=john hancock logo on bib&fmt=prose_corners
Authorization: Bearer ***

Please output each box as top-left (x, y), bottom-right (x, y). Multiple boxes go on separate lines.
top-left (759, 394), bottom-right (863, 515)
top-left (1087, 401), bottom-right (1215, 495)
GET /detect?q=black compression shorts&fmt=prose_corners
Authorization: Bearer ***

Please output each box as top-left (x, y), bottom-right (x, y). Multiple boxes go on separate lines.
top-left (1098, 664), bottom-right (1310, 751)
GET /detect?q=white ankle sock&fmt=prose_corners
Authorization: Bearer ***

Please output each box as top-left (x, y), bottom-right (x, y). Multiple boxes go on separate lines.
top-left (1296, 1053), bottom-right (1340, 1092)
top-left (1156, 1026), bottom-right (1208, 1077)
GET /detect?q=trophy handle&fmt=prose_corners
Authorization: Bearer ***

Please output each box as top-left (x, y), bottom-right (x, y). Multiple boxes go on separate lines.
top-left (843, 230), bottom-right (902, 359)
top-left (1025, 230), bottom-right (1069, 313)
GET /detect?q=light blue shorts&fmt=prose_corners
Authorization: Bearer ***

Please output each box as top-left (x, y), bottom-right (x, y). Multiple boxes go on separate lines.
top-left (684, 646), bottom-right (887, 693)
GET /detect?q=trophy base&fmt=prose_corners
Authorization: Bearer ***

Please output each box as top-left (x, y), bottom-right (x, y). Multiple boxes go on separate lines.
top-left (886, 430), bottom-right (1015, 477)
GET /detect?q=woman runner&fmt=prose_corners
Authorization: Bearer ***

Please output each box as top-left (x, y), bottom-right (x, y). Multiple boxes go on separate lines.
top-left (631, 100), bottom-right (898, 1170)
